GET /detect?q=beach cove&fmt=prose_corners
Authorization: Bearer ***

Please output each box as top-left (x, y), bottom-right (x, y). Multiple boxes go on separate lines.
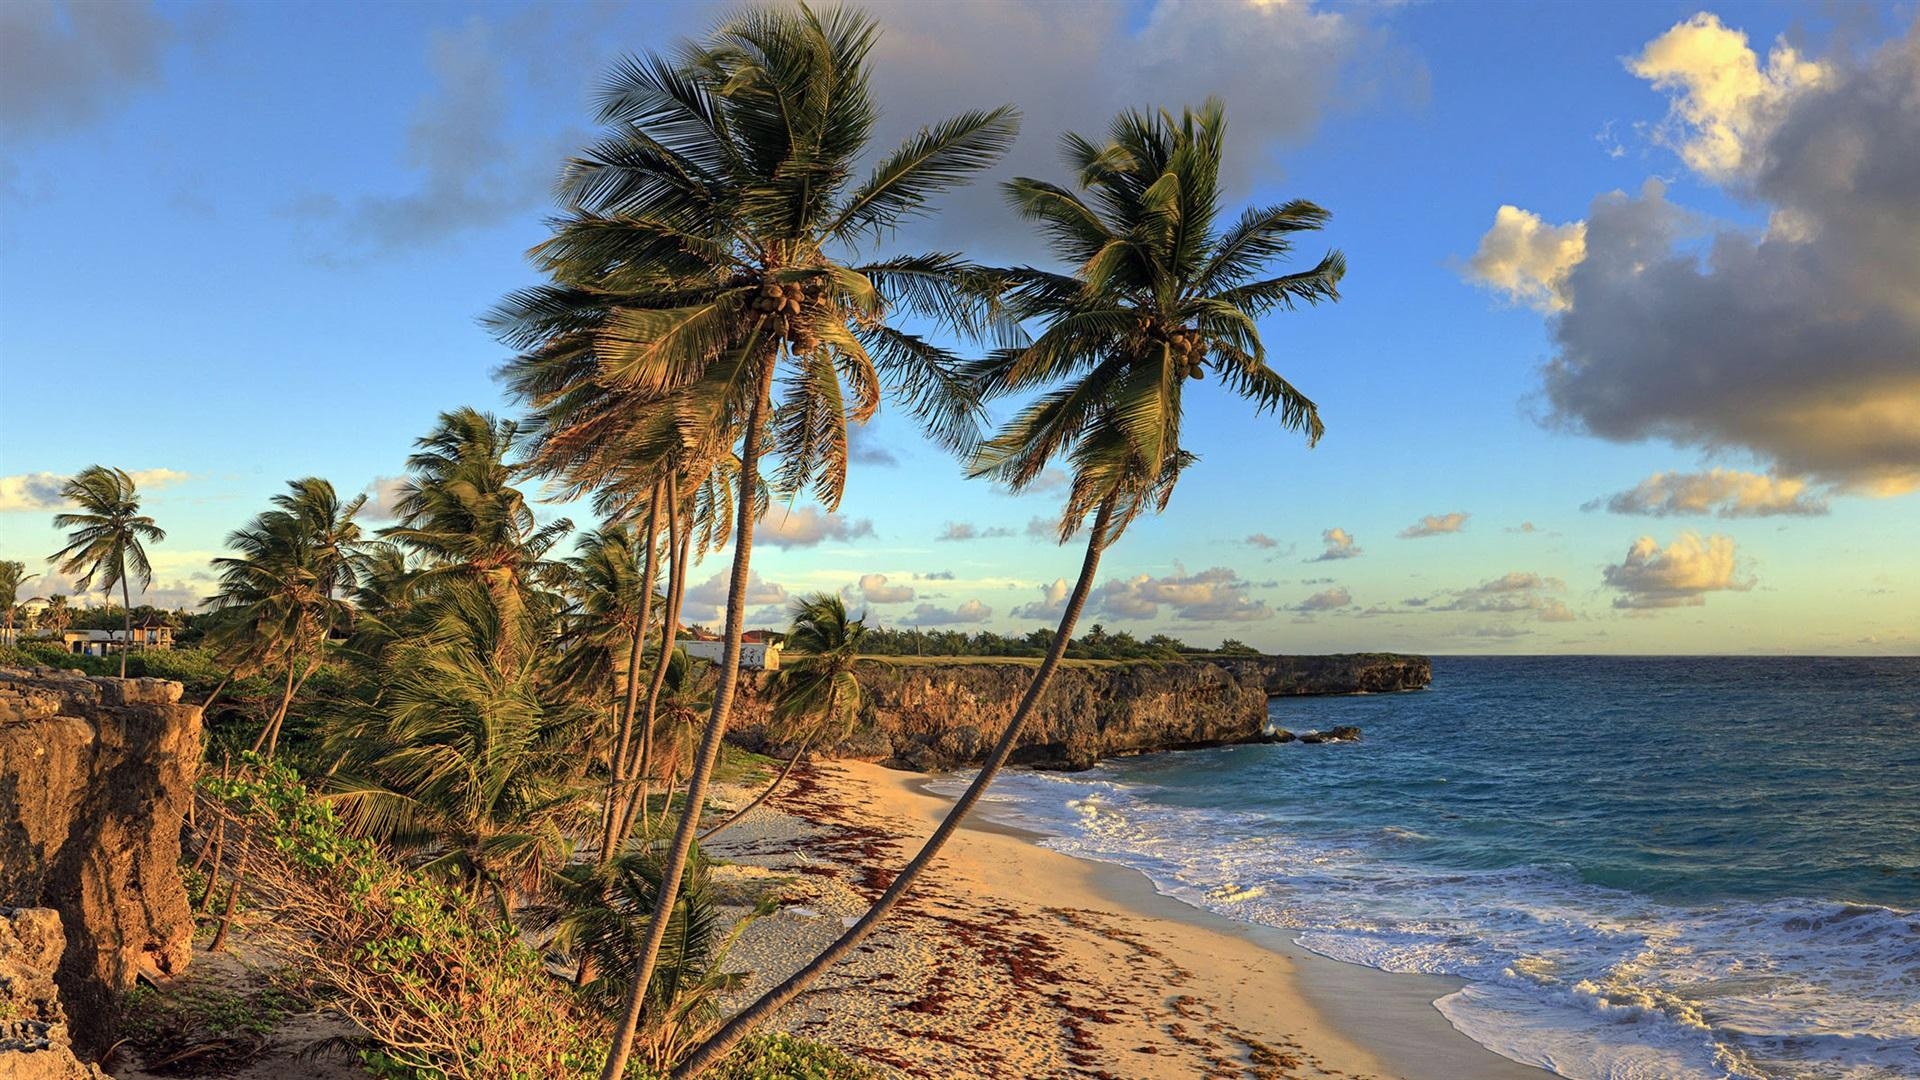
top-left (707, 760), bottom-right (1545, 1079)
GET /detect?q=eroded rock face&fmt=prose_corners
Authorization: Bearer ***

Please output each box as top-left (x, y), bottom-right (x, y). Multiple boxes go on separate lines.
top-left (730, 653), bottom-right (1427, 771)
top-left (0, 906), bottom-right (109, 1080)
top-left (0, 666), bottom-right (201, 1057)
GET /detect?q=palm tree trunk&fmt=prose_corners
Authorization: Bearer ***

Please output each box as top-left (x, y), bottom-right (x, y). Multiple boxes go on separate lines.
top-left (699, 727), bottom-right (815, 843)
top-left (600, 353), bottom-right (775, 1080)
top-left (601, 484), bottom-right (663, 863)
top-left (253, 657), bottom-right (316, 757)
top-left (629, 474), bottom-right (688, 836)
top-left (673, 497), bottom-right (1117, 1078)
top-left (119, 578), bottom-right (132, 678)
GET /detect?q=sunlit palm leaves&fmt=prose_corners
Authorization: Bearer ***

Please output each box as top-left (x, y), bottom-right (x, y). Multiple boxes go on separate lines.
top-left (50, 465), bottom-right (166, 677)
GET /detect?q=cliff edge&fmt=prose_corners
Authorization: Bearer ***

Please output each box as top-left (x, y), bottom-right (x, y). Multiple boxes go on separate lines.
top-left (732, 652), bottom-right (1428, 771)
top-left (0, 666), bottom-right (202, 1057)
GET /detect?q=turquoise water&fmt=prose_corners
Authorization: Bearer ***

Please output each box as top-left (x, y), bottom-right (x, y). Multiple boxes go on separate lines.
top-left (965, 657), bottom-right (1920, 1080)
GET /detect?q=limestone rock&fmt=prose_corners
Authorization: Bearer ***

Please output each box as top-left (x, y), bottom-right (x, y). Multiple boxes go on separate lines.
top-left (0, 906), bottom-right (109, 1079)
top-left (729, 654), bottom-right (1423, 771)
top-left (0, 666), bottom-right (202, 1057)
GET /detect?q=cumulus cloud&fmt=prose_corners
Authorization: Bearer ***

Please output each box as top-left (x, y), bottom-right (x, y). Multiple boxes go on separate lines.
top-left (26, 556), bottom-right (215, 611)
top-left (1603, 533), bottom-right (1752, 609)
top-left (1310, 527), bottom-right (1362, 561)
top-left (1292, 586), bottom-right (1353, 613)
top-left (683, 570), bottom-right (789, 623)
top-left (1439, 571), bottom-right (1574, 622)
top-left (847, 424), bottom-right (900, 466)
top-left (757, 504), bottom-right (875, 549)
top-left (904, 599), bottom-right (992, 625)
top-left (1094, 566), bottom-right (1273, 623)
top-left (359, 475), bottom-right (410, 522)
top-left (1, 0), bottom-right (172, 138)
top-left (0, 468), bottom-right (190, 512)
top-left (1465, 205), bottom-right (1587, 311)
top-left (939, 521), bottom-right (1015, 542)
top-left (858, 0), bottom-right (1418, 258)
top-left (1473, 17), bottom-right (1920, 496)
top-left (1013, 578), bottom-right (1071, 621)
top-left (1627, 12), bottom-right (1828, 180)
top-left (1587, 468), bottom-right (1829, 517)
top-left (852, 573), bottom-right (915, 605)
top-left (1399, 512), bottom-right (1470, 539)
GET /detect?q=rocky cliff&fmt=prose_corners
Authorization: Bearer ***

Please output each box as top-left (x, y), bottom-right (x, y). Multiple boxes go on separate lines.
top-left (730, 652), bottom-right (1428, 771)
top-left (0, 667), bottom-right (202, 1056)
top-left (0, 907), bottom-right (109, 1080)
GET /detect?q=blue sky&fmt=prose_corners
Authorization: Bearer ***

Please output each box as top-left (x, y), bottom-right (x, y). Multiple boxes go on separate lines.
top-left (2, 0), bottom-right (1914, 654)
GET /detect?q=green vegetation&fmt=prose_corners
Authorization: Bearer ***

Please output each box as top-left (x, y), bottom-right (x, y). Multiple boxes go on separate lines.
top-left (3, 6), bottom-right (1341, 1077)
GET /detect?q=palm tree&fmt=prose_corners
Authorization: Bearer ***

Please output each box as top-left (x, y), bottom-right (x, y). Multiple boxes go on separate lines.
top-left (0, 560), bottom-right (35, 647)
top-left (677, 99), bottom-right (1341, 1076)
top-left (492, 11), bottom-right (1016, 1071)
top-left (205, 478), bottom-right (366, 755)
top-left (702, 592), bottom-right (862, 840)
top-left (50, 465), bottom-right (166, 677)
top-left (41, 594), bottom-right (71, 635)
top-left (324, 577), bottom-right (592, 922)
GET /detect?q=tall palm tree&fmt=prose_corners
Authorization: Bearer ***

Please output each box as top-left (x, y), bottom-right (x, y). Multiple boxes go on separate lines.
top-left (50, 465), bottom-right (166, 677)
top-left (677, 98), bottom-right (1341, 1076)
top-left (702, 592), bottom-right (863, 840)
top-left (493, 10), bottom-right (1016, 1071)
top-left (205, 478), bottom-right (366, 755)
top-left (0, 560), bottom-right (35, 647)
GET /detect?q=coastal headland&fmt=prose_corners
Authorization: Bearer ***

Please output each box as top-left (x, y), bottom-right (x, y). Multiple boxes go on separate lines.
top-left (729, 653), bottom-right (1432, 771)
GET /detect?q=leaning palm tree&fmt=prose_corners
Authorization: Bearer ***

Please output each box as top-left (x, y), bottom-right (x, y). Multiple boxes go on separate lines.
top-left (493, 10), bottom-right (1017, 1072)
top-left (50, 466), bottom-right (166, 677)
top-left (323, 577), bottom-right (592, 922)
top-left (677, 98), bottom-right (1341, 1076)
top-left (204, 478), bottom-right (366, 755)
top-left (0, 560), bottom-right (36, 647)
top-left (702, 592), bottom-right (863, 840)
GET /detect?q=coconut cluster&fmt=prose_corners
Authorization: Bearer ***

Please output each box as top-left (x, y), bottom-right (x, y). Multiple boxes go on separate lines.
top-left (1140, 315), bottom-right (1207, 380)
top-left (749, 280), bottom-right (822, 353)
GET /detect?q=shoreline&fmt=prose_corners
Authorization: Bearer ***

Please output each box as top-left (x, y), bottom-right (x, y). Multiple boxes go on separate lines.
top-left (899, 775), bottom-right (1552, 1080)
top-left (708, 759), bottom-right (1549, 1079)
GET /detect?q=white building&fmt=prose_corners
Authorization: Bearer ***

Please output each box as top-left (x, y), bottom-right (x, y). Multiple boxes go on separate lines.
top-left (676, 636), bottom-right (782, 671)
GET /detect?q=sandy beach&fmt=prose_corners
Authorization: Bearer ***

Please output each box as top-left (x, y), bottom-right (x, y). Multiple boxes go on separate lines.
top-left (708, 760), bottom-right (1548, 1080)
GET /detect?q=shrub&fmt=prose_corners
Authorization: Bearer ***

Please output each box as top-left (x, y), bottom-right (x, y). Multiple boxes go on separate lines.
top-left (707, 1033), bottom-right (878, 1080)
top-left (200, 758), bottom-right (607, 1080)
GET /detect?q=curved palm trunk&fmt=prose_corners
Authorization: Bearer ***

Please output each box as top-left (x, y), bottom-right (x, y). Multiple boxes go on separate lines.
top-left (628, 476), bottom-right (688, 837)
top-left (252, 656), bottom-right (316, 757)
top-left (601, 486), bottom-right (663, 863)
top-left (673, 498), bottom-right (1116, 1078)
top-left (119, 578), bottom-right (132, 678)
top-left (600, 357), bottom-right (775, 1080)
top-left (699, 726), bottom-right (816, 843)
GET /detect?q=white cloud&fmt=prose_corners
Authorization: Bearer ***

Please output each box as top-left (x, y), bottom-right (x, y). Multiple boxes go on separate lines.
top-left (853, 573), bottom-right (915, 605)
top-left (1293, 586), bottom-right (1353, 613)
top-left (361, 475), bottom-right (410, 521)
top-left (683, 570), bottom-right (789, 623)
top-left (1627, 12), bottom-right (1827, 180)
top-left (1603, 533), bottom-right (1752, 609)
top-left (0, 468), bottom-right (190, 512)
top-left (906, 599), bottom-right (992, 626)
top-left (1013, 578), bottom-right (1071, 621)
top-left (757, 504), bottom-right (876, 549)
top-left (1587, 469), bottom-right (1829, 517)
top-left (1440, 571), bottom-right (1575, 622)
top-left (1310, 527), bottom-right (1361, 561)
top-left (1480, 18), bottom-right (1920, 496)
top-left (1466, 205), bottom-right (1587, 311)
top-left (1398, 512), bottom-right (1470, 539)
top-left (939, 521), bottom-right (1015, 541)
top-left (1094, 566), bottom-right (1274, 623)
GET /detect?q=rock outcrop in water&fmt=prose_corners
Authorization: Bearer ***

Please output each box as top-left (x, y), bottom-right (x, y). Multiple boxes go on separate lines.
top-left (731, 653), bottom-right (1425, 771)
top-left (0, 906), bottom-right (109, 1080)
top-left (0, 666), bottom-right (202, 1056)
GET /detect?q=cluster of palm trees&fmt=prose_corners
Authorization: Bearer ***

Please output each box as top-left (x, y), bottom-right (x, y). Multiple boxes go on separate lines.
top-left (486, 5), bottom-right (1340, 1077)
top-left (22, 4), bottom-right (1342, 1075)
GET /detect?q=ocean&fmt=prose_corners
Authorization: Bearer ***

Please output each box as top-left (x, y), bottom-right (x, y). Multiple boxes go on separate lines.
top-left (955, 656), bottom-right (1920, 1080)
